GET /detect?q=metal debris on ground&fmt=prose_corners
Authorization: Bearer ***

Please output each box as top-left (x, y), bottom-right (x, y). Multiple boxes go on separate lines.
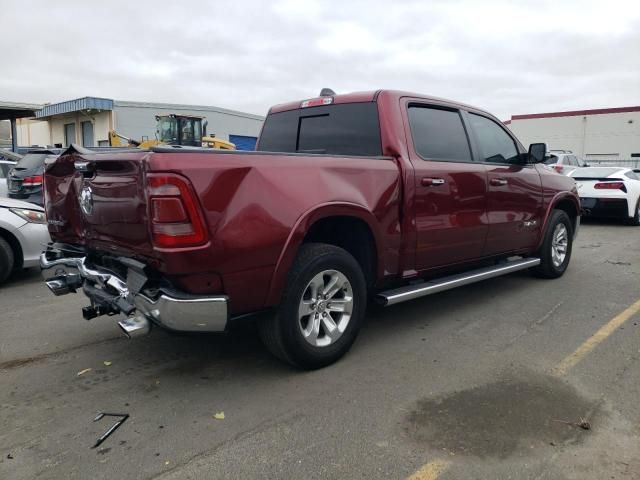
top-left (77, 368), bottom-right (92, 376)
top-left (92, 413), bottom-right (130, 449)
top-left (552, 417), bottom-right (591, 430)
top-left (103, 361), bottom-right (112, 366)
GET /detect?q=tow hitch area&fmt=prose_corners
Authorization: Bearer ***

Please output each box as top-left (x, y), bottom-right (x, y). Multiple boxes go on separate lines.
top-left (39, 246), bottom-right (229, 334)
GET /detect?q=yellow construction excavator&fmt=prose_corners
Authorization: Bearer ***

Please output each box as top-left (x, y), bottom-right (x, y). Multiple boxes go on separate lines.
top-left (109, 114), bottom-right (236, 150)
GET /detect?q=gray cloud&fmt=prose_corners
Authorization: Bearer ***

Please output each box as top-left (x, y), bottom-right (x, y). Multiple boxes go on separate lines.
top-left (2, 0), bottom-right (639, 119)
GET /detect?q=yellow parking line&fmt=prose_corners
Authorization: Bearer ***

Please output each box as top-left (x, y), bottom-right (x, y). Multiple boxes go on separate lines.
top-left (407, 459), bottom-right (451, 480)
top-left (552, 298), bottom-right (640, 376)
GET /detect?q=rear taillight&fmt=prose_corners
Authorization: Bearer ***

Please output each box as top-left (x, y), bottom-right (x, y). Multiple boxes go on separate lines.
top-left (553, 165), bottom-right (564, 173)
top-left (147, 173), bottom-right (207, 248)
top-left (22, 175), bottom-right (43, 187)
top-left (594, 182), bottom-right (626, 192)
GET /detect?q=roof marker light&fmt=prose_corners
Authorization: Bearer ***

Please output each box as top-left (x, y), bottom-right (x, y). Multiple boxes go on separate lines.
top-left (301, 97), bottom-right (333, 108)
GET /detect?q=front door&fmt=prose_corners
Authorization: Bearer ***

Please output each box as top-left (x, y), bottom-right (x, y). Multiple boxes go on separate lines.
top-left (466, 112), bottom-right (543, 255)
top-left (407, 104), bottom-right (489, 271)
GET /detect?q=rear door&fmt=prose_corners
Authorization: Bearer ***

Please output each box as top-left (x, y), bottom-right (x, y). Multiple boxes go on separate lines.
top-left (465, 112), bottom-right (543, 255)
top-left (405, 103), bottom-right (489, 270)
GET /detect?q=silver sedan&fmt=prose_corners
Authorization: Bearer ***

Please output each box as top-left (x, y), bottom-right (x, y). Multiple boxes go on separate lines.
top-left (0, 197), bottom-right (51, 283)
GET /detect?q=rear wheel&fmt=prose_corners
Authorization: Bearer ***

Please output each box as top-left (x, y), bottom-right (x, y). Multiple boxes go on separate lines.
top-left (530, 210), bottom-right (573, 279)
top-left (259, 243), bottom-right (367, 369)
top-left (0, 237), bottom-right (15, 284)
top-left (626, 198), bottom-right (640, 226)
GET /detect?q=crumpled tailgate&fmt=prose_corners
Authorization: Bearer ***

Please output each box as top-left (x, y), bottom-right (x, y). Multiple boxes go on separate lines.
top-left (44, 150), bottom-right (155, 257)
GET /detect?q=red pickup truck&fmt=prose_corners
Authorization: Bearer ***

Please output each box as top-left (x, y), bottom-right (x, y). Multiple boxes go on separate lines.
top-left (40, 90), bottom-right (579, 368)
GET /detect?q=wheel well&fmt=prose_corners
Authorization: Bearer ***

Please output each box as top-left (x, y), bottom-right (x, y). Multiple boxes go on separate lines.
top-left (303, 216), bottom-right (377, 288)
top-left (554, 199), bottom-right (579, 232)
top-left (0, 227), bottom-right (23, 269)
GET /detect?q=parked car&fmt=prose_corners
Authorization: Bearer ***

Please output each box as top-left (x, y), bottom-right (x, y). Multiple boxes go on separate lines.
top-left (40, 90), bottom-right (580, 368)
top-left (0, 159), bottom-right (17, 197)
top-left (570, 167), bottom-right (640, 225)
top-left (0, 197), bottom-right (51, 283)
top-left (544, 151), bottom-right (589, 175)
top-left (7, 149), bottom-right (62, 206)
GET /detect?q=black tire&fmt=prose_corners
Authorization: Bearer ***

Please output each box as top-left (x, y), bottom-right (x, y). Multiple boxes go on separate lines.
top-left (0, 236), bottom-right (15, 284)
top-left (259, 243), bottom-right (367, 369)
top-left (530, 210), bottom-right (573, 279)
top-left (626, 198), bottom-right (640, 226)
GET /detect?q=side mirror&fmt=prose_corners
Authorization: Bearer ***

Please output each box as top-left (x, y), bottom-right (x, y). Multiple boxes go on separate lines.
top-left (528, 143), bottom-right (547, 163)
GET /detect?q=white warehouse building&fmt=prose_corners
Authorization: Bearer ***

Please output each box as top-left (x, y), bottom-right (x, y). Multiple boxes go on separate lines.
top-left (15, 97), bottom-right (264, 151)
top-left (506, 106), bottom-right (640, 162)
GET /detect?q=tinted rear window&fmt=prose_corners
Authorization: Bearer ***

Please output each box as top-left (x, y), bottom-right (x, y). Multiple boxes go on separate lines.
top-left (544, 155), bottom-right (559, 164)
top-left (257, 102), bottom-right (382, 156)
top-left (408, 106), bottom-right (471, 161)
top-left (571, 167), bottom-right (623, 178)
top-left (15, 153), bottom-right (48, 170)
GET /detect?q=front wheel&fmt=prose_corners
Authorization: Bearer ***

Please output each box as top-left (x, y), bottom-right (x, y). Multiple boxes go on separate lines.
top-left (0, 237), bottom-right (15, 284)
top-left (259, 243), bottom-right (367, 369)
top-left (530, 210), bottom-right (573, 279)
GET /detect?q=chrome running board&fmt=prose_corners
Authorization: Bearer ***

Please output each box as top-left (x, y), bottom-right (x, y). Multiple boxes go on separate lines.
top-left (377, 258), bottom-right (541, 306)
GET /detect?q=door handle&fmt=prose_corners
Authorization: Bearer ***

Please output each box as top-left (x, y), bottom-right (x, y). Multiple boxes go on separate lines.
top-left (490, 178), bottom-right (508, 186)
top-left (421, 177), bottom-right (446, 187)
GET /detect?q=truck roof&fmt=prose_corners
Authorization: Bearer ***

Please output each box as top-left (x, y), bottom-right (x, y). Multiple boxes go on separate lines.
top-left (268, 89), bottom-right (494, 118)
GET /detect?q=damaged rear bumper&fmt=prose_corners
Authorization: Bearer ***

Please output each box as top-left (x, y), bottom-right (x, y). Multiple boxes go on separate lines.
top-left (40, 249), bottom-right (228, 335)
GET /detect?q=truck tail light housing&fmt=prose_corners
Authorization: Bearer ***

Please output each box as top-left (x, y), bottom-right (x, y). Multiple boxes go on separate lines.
top-left (553, 165), bottom-right (564, 173)
top-left (594, 182), bottom-right (626, 192)
top-left (22, 175), bottom-right (43, 187)
top-left (147, 173), bottom-right (208, 248)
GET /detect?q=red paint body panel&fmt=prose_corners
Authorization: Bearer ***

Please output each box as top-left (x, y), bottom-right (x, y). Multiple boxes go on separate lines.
top-left (44, 90), bottom-right (579, 316)
top-left (484, 164), bottom-right (543, 254)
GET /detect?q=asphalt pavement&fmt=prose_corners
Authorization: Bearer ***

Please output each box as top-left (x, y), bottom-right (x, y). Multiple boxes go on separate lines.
top-left (1, 220), bottom-right (639, 480)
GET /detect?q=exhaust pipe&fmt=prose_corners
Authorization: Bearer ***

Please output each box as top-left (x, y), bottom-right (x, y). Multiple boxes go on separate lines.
top-left (118, 314), bottom-right (151, 338)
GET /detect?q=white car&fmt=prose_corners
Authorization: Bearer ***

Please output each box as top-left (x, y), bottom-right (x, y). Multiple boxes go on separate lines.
top-left (570, 167), bottom-right (640, 225)
top-left (544, 152), bottom-right (589, 175)
top-left (0, 197), bottom-right (51, 283)
top-left (0, 159), bottom-right (17, 197)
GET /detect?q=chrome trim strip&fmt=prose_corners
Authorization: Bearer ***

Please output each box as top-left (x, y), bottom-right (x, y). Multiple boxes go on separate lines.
top-left (377, 258), bottom-right (541, 306)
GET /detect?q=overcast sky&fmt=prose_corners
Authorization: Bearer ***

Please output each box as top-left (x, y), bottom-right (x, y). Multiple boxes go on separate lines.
top-left (2, 0), bottom-right (639, 120)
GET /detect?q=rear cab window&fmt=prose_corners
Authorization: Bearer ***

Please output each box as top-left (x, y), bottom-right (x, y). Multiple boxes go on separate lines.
top-left (257, 102), bottom-right (382, 156)
top-left (407, 106), bottom-right (472, 162)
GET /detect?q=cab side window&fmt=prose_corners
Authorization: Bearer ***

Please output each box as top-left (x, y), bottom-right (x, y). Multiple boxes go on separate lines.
top-left (468, 113), bottom-right (519, 164)
top-left (408, 106), bottom-right (472, 162)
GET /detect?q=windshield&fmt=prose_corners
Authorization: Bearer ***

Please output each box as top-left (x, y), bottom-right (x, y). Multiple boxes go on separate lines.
top-left (157, 117), bottom-right (178, 143)
top-left (571, 167), bottom-right (623, 178)
top-left (15, 153), bottom-right (49, 170)
top-left (179, 117), bottom-right (201, 145)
